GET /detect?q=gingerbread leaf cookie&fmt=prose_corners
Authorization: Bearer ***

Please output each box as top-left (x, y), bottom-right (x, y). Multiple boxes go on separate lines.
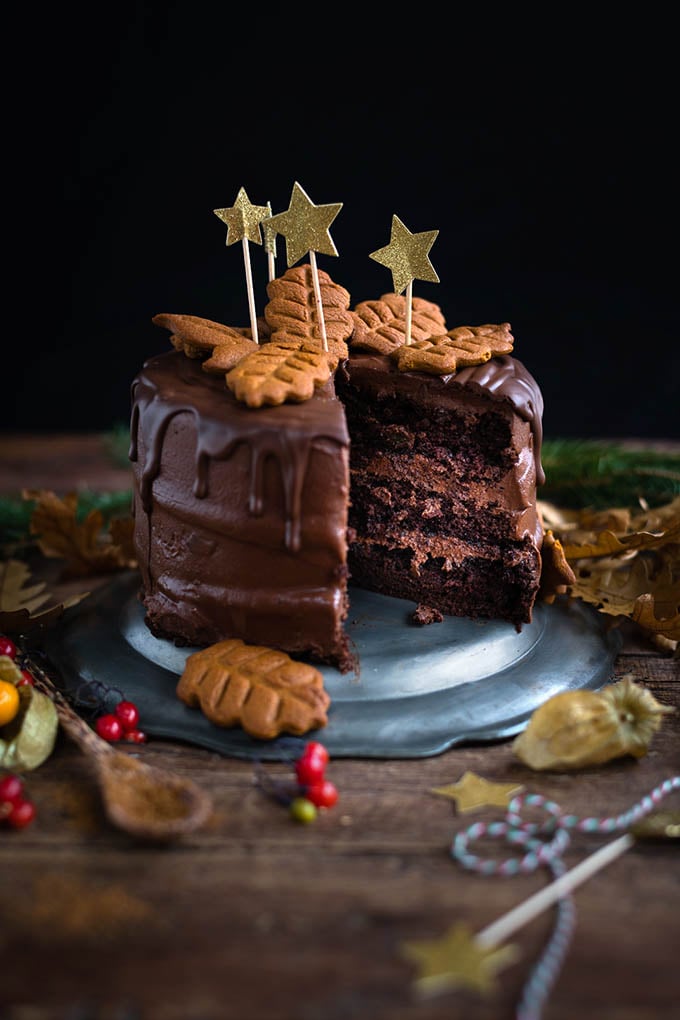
top-left (152, 313), bottom-right (255, 360)
top-left (226, 336), bottom-right (332, 408)
top-left (265, 264), bottom-right (353, 366)
top-left (392, 323), bottom-right (514, 375)
top-left (202, 335), bottom-right (260, 374)
top-left (350, 294), bottom-right (446, 354)
top-left (177, 639), bottom-right (331, 740)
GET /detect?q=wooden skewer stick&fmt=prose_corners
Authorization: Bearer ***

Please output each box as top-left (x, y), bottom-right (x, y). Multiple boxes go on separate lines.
top-left (242, 237), bottom-right (259, 344)
top-left (404, 281), bottom-right (414, 346)
top-left (475, 833), bottom-right (635, 948)
top-left (264, 201), bottom-right (276, 283)
top-left (309, 250), bottom-right (328, 352)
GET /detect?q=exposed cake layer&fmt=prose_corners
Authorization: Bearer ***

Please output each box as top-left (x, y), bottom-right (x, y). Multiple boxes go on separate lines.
top-left (130, 351), bottom-right (354, 671)
top-left (347, 448), bottom-right (540, 548)
top-left (336, 352), bottom-right (544, 628)
top-left (347, 542), bottom-right (541, 624)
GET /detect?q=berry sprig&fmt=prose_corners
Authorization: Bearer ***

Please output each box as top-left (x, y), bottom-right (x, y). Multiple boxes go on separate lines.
top-left (0, 636), bottom-right (148, 745)
top-left (0, 773), bottom-right (36, 830)
top-left (0, 636), bottom-right (39, 691)
top-left (257, 740), bottom-right (339, 823)
top-left (95, 700), bottom-right (147, 744)
top-left (0, 636), bottom-right (18, 660)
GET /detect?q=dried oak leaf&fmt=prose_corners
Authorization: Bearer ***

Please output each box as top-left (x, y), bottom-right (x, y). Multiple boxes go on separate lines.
top-left (0, 559), bottom-right (88, 635)
top-left (538, 498), bottom-right (680, 550)
top-left (561, 517), bottom-right (680, 560)
top-left (392, 323), bottom-right (514, 375)
top-left (25, 490), bottom-right (136, 578)
top-left (226, 337), bottom-right (331, 408)
top-left (537, 502), bottom-right (635, 541)
top-left (568, 556), bottom-right (680, 641)
top-left (152, 313), bottom-right (262, 360)
top-left (632, 592), bottom-right (680, 640)
top-left (630, 495), bottom-right (680, 533)
top-left (264, 264), bottom-right (353, 367)
top-left (350, 293), bottom-right (446, 354)
top-left (177, 638), bottom-right (330, 740)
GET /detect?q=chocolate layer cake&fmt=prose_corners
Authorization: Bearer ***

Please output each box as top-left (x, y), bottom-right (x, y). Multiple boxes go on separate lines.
top-left (335, 351), bottom-right (545, 630)
top-left (129, 350), bottom-right (353, 670)
top-left (130, 266), bottom-right (550, 673)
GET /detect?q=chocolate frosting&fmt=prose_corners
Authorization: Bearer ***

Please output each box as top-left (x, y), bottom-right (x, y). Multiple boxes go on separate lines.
top-left (130, 351), bottom-right (349, 553)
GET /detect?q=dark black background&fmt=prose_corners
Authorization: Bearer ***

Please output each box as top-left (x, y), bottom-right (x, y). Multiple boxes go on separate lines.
top-left (7, 7), bottom-right (679, 442)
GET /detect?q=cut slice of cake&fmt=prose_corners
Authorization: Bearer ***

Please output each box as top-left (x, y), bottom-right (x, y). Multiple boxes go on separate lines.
top-left (336, 315), bottom-right (545, 630)
top-left (130, 266), bottom-right (549, 682)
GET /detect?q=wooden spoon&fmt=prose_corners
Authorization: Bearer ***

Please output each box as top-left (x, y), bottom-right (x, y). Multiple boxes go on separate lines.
top-left (27, 656), bottom-right (214, 841)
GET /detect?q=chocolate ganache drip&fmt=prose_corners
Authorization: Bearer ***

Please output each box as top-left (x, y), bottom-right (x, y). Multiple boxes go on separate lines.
top-left (130, 352), bottom-right (350, 553)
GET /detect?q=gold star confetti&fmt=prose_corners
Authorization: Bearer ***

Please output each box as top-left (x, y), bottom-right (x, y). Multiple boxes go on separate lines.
top-left (264, 181), bottom-right (343, 267)
top-left (400, 922), bottom-right (519, 998)
top-left (430, 771), bottom-right (524, 812)
top-left (213, 187), bottom-right (270, 246)
top-left (369, 214), bottom-right (440, 295)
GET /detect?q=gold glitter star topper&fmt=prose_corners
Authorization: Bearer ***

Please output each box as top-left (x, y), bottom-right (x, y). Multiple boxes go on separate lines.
top-left (369, 214), bottom-right (440, 346)
top-left (264, 182), bottom-right (343, 351)
top-left (214, 187), bottom-right (270, 343)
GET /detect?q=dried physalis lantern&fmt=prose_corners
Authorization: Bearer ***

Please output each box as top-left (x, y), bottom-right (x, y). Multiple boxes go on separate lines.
top-left (512, 675), bottom-right (675, 771)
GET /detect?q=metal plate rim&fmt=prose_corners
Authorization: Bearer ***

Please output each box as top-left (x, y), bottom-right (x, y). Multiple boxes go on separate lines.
top-left (40, 571), bottom-right (623, 760)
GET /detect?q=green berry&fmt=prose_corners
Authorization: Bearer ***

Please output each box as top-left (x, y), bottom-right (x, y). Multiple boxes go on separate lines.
top-left (290, 797), bottom-right (317, 824)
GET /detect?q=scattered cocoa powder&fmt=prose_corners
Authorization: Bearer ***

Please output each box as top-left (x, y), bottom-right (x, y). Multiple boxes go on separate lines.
top-left (21, 875), bottom-right (153, 938)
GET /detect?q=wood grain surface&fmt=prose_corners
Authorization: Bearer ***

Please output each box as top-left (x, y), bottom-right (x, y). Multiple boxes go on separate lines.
top-left (0, 433), bottom-right (678, 1020)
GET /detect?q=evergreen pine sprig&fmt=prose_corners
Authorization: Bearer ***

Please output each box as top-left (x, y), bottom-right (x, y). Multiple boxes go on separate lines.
top-left (540, 439), bottom-right (680, 510)
top-left (103, 422), bottom-right (133, 468)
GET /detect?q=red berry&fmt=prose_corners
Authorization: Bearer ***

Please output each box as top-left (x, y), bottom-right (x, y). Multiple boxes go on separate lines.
top-left (305, 779), bottom-right (339, 809)
top-left (0, 773), bottom-right (24, 804)
top-left (0, 636), bottom-right (18, 660)
top-left (95, 714), bottom-right (123, 741)
top-left (295, 750), bottom-right (327, 786)
top-left (124, 729), bottom-right (147, 743)
top-left (303, 741), bottom-right (329, 766)
top-left (115, 700), bottom-right (140, 732)
top-left (17, 669), bottom-right (35, 687)
top-left (7, 797), bottom-right (36, 829)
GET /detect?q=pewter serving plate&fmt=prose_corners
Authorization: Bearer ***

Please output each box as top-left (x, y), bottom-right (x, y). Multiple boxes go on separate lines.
top-left (42, 571), bottom-right (622, 760)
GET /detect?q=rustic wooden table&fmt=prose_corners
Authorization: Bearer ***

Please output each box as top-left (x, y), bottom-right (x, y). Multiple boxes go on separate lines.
top-left (1, 433), bottom-right (678, 1020)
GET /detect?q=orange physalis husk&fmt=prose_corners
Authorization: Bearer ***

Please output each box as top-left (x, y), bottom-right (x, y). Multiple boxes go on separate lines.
top-left (512, 676), bottom-right (675, 771)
